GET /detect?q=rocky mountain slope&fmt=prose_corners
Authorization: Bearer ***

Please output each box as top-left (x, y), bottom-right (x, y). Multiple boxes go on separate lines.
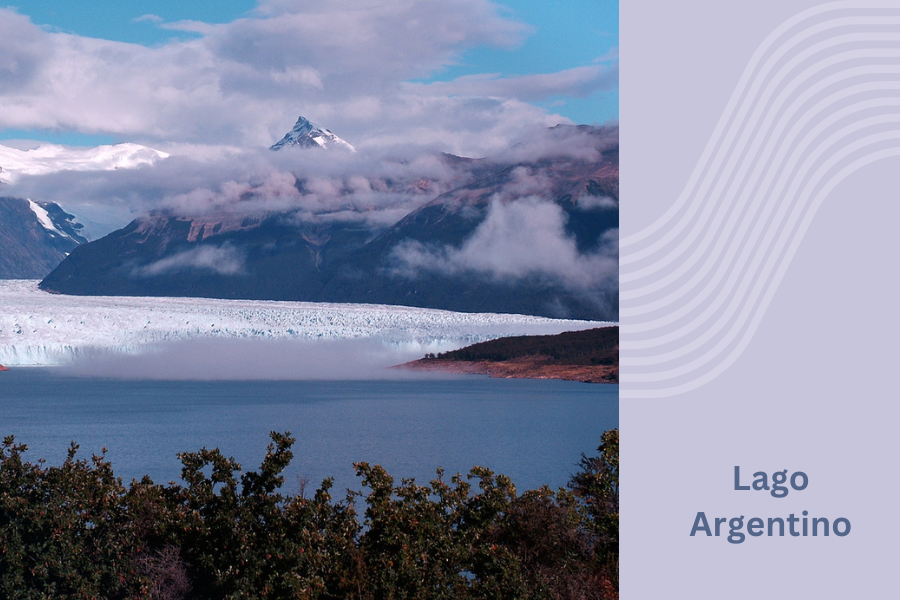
top-left (0, 197), bottom-right (87, 278)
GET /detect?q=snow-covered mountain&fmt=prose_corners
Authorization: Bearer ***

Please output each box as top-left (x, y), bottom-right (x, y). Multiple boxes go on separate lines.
top-left (0, 141), bottom-right (168, 184)
top-left (0, 280), bottom-right (605, 366)
top-left (270, 116), bottom-right (356, 152)
top-left (0, 197), bottom-right (87, 278)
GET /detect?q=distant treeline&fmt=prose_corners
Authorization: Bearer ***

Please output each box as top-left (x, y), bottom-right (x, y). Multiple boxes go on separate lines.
top-left (433, 327), bottom-right (619, 366)
top-left (0, 430), bottom-right (619, 599)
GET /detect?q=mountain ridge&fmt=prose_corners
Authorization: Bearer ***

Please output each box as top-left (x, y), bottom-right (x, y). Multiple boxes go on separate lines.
top-left (39, 124), bottom-right (618, 320)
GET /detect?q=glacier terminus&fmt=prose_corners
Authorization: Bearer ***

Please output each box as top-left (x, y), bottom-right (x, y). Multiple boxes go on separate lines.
top-left (0, 280), bottom-right (608, 367)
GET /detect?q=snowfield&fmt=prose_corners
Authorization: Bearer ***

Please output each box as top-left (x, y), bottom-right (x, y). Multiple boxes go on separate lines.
top-left (0, 280), bottom-right (611, 366)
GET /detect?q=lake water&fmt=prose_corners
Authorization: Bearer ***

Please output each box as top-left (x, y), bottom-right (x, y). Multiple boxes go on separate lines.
top-left (0, 369), bottom-right (617, 495)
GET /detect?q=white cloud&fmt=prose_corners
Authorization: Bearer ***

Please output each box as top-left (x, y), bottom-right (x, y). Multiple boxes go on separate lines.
top-left (159, 20), bottom-right (217, 35)
top-left (63, 337), bottom-right (433, 380)
top-left (134, 244), bottom-right (246, 277)
top-left (391, 196), bottom-right (619, 293)
top-left (6, 143), bottom-right (462, 230)
top-left (576, 195), bottom-right (617, 210)
top-left (595, 46), bottom-right (619, 63)
top-left (133, 14), bottom-right (164, 24)
top-left (0, 2), bottom-right (611, 156)
top-left (0, 9), bottom-right (50, 92)
top-left (7, 124), bottom-right (616, 240)
top-left (407, 63), bottom-right (618, 102)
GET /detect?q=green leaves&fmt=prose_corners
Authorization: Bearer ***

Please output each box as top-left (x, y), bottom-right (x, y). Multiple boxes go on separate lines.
top-left (0, 431), bottom-right (620, 600)
top-left (569, 428), bottom-right (620, 592)
top-left (0, 437), bottom-right (134, 598)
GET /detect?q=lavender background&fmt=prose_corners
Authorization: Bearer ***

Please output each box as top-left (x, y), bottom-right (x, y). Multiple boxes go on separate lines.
top-left (622, 1), bottom-right (900, 596)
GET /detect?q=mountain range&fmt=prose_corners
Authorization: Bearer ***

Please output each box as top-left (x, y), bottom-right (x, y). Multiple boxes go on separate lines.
top-left (4, 118), bottom-right (619, 320)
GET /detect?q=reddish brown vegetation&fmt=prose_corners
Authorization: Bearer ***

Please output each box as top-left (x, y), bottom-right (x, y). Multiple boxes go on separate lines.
top-left (403, 326), bottom-right (619, 383)
top-left (404, 357), bottom-right (618, 383)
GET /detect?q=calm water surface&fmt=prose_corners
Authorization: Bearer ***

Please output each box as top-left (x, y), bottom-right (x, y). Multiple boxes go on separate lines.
top-left (0, 369), bottom-right (617, 494)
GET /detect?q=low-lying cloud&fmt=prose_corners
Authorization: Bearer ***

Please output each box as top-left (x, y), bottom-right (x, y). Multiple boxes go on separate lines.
top-left (134, 244), bottom-right (246, 277)
top-left (7, 124), bottom-right (616, 237)
top-left (391, 196), bottom-right (619, 293)
top-left (62, 337), bottom-right (454, 381)
top-left (6, 143), bottom-right (468, 234)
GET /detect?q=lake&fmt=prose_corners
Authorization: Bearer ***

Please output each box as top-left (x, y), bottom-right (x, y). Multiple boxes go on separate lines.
top-left (0, 369), bottom-right (618, 496)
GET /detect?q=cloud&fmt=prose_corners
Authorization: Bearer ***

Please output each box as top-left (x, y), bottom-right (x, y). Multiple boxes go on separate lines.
top-left (160, 20), bottom-right (216, 35)
top-left (0, 2), bottom-right (608, 156)
top-left (211, 0), bottom-right (528, 86)
top-left (6, 141), bottom-right (474, 230)
top-left (407, 63), bottom-right (618, 102)
top-left (390, 196), bottom-right (619, 293)
top-left (134, 244), bottom-right (246, 277)
top-left (576, 195), bottom-right (617, 210)
top-left (490, 124), bottom-right (618, 164)
top-left (595, 46), bottom-right (619, 63)
top-left (6, 123), bottom-right (617, 244)
top-left (133, 14), bottom-right (164, 24)
top-left (0, 9), bottom-right (50, 92)
top-left (62, 337), bottom-right (447, 380)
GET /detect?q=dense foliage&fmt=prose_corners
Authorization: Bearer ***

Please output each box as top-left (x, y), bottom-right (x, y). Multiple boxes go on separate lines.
top-left (432, 327), bottom-right (619, 366)
top-left (0, 430), bottom-right (618, 599)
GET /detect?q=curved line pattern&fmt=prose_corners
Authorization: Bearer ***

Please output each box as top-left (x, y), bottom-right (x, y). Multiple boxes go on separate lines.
top-left (621, 1), bottom-right (900, 398)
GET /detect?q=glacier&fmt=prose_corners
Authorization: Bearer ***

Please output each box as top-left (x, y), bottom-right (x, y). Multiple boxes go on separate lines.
top-left (0, 280), bottom-right (611, 367)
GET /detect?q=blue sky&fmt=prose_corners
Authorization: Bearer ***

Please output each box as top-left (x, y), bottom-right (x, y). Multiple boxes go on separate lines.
top-left (4, 1), bottom-right (257, 145)
top-left (429, 1), bottom-right (618, 125)
top-left (3, 1), bottom-right (258, 44)
top-left (0, 1), bottom-right (617, 151)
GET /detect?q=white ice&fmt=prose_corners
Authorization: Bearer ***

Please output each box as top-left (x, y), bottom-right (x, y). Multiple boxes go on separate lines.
top-left (0, 280), bottom-right (612, 366)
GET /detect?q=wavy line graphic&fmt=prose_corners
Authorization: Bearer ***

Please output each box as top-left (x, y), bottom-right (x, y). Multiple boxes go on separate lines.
top-left (620, 1), bottom-right (900, 398)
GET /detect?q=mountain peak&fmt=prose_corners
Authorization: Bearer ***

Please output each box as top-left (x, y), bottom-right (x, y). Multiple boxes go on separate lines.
top-left (270, 116), bottom-right (356, 152)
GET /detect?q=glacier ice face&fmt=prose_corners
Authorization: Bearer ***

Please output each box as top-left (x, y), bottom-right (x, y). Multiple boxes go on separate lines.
top-left (0, 280), bottom-right (611, 366)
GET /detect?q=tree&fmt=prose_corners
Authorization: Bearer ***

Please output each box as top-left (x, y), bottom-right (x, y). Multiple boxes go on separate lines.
top-left (569, 429), bottom-right (619, 595)
top-left (0, 429), bottom-right (621, 600)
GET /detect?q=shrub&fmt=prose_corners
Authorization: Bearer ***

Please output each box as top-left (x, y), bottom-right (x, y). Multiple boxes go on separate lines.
top-left (0, 431), bottom-right (619, 599)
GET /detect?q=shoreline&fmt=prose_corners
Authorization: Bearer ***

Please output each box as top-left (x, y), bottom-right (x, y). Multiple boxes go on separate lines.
top-left (399, 357), bottom-right (618, 384)
top-left (399, 325), bottom-right (619, 384)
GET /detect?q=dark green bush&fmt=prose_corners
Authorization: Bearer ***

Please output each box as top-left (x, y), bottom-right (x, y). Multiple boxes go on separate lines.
top-left (435, 328), bottom-right (619, 366)
top-left (0, 431), bottom-right (619, 599)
